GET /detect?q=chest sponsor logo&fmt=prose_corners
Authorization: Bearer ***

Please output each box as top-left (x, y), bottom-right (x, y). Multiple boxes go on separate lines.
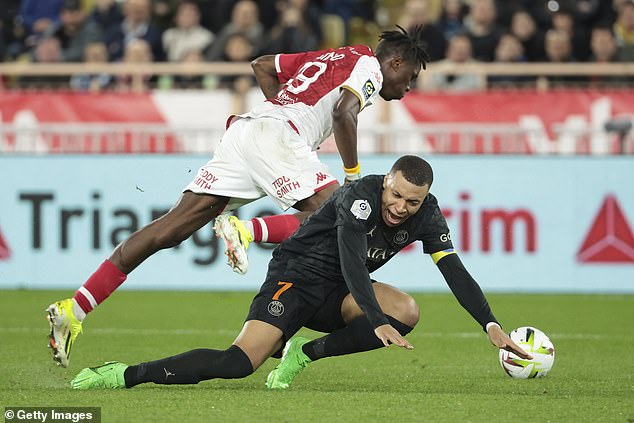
top-left (577, 194), bottom-right (634, 263)
top-left (367, 247), bottom-right (397, 261)
top-left (363, 80), bottom-right (375, 100)
top-left (394, 230), bottom-right (409, 245)
top-left (351, 199), bottom-right (371, 220)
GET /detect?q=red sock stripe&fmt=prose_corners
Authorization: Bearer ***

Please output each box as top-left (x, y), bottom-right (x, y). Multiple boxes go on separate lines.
top-left (74, 260), bottom-right (127, 314)
top-left (258, 214), bottom-right (301, 244)
top-left (73, 291), bottom-right (92, 314)
top-left (251, 218), bottom-right (263, 243)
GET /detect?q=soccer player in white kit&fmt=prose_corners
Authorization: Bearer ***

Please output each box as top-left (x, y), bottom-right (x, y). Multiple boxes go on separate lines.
top-left (45, 25), bottom-right (430, 368)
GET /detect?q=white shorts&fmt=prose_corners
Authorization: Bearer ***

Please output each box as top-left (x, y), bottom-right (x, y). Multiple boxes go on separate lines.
top-left (184, 117), bottom-right (338, 211)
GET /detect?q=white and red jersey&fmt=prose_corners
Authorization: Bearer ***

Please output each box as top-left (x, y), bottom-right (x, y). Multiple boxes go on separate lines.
top-left (241, 45), bottom-right (383, 150)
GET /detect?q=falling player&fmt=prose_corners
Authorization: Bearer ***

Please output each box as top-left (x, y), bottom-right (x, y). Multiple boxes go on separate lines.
top-left (46, 26), bottom-right (430, 367)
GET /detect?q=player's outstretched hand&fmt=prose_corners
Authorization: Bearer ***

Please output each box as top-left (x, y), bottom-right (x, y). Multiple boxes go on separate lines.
top-left (487, 325), bottom-right (533, 359)
top-left (374, 324), bottom-right (414, 350)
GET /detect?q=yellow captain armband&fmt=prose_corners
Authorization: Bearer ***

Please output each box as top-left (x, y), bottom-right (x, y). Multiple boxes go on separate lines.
top-left (430, 249), bottom-right (456, 264)
top-left (343, 163), bottom-right (361, 182)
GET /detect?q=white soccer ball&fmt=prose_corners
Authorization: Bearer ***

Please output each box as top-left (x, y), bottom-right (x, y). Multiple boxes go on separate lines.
top-left (499, 326), bottom-right (555, 379)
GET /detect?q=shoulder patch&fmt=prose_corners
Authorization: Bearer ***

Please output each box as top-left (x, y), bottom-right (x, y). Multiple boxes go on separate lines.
top-left (362, 79), bottom-right (375, 100)
top-left (350, 199), bottom-right (372, 220)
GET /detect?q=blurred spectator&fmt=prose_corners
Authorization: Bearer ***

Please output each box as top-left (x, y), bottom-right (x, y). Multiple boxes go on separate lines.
top-left (18, 37), bottom-right (68, 89)
top-left (88, 0), bottom-right (123, 37)
top-left (322, 0), bottom-right (376, 24)
top-left (1, 0), bottom-right (24, 60)
top-left (550, 6), bottom-right (591, 61)
top-left (398, 0), bottom-right (446, 62)
top-left (543, 29), bottom-right (584, 85)
top-left (488, 33), bottom-right (533, 86)
top-left (116, 38), bottom-right (154, 91)
top-left (258, 0), bottom-right (322, 55)
top-left (510, 9), bottom-right (546, 61)
top-left (206, 0), bottom-right (264, 61)
top-left (195, 0), bottom-right (239, 34)
top-left (162, 1), bottom-right (214, 62)
top-left (217, 33), bottom-right (256, 91)
top-left (464, 0), bottom-right (502, 61)
top-left (589, 25), bottom-right (631, 87)
top-left (590, 25), bottom-right (618, 62)
top-left (613, 0), bottom-right (634, 61)
top-left (105, 0), bottom-right (164, 61)
top-left (18, 0), bottom-right (64, 36)
top-left (427, 33), bottom-right (481, 91)
top-left (70, 41), bottom-right (114, 91)
top-left (152, 0), bottom-right (179, 31)
top-left (438, 0), bottom-right (468, 41)
top-left (42, 0), bottom-right (103, 62)
top-left (170, 49), bottom-right (216, 88)
top-left (494, 0), bottom-right (533, 29)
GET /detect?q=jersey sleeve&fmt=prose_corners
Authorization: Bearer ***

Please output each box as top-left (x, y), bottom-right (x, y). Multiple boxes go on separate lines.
top-left (334, 182), bottom-right (376, 233)
top-left (419, 200), bottom-right (455, 263)
top-left (340, 55), bottom-right (383, 110)
top-left (334, 182), bottom-right (388, 328)
top-left (275, 52), bottom-right (310, 84)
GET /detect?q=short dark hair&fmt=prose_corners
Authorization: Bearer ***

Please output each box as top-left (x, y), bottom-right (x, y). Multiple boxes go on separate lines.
top-left (375, 25), bottom-right (431, 70)
top-left (390, 155), bottom-right (433, 187)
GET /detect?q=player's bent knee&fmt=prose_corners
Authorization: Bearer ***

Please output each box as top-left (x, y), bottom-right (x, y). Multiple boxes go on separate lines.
top-left (395, 295), bottom-right (420, 328)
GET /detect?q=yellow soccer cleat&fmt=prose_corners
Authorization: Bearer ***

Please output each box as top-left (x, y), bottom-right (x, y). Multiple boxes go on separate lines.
top-left (46, 299), bottom-right (83, 367)
top-left (213, 214), bottom-right (253, 275)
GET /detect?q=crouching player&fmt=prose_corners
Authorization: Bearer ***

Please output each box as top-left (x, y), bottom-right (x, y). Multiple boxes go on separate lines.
top-left (70, 155), bottom-right (530, 390)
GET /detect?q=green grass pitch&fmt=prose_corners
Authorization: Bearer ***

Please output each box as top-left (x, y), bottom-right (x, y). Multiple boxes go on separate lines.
top-left (1, 290), bottom-right (632, 422)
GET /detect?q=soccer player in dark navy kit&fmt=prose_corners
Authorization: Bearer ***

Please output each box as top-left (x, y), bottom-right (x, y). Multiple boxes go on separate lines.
top-left (70, 156), bottom-right (531, 390)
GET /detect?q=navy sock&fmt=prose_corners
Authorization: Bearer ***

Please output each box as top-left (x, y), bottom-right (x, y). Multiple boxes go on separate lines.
top-left (123, 345), bottom-right (253, 387)
top-left (302, 315), bottom-right (413, 361)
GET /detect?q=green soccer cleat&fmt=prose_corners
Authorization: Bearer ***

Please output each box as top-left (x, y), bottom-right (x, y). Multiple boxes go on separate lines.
top-left (70, 361), bottom-right (128, 390)
top-left (266, 337), bottom-right (312, 390)
top-left (46, 299), bottom-right (83, 367)
top-left (213, 214), bottom-right (253, 275)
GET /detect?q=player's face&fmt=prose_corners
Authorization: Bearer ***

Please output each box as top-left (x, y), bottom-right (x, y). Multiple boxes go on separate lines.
top-left (379, 58), bottom-right (420, 101)
top-left (381, 171), bottom-right (429, 227)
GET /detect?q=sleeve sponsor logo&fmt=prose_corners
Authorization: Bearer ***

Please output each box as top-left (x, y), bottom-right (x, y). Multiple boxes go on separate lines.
top-left (351, 199), bottom-right (371, 220)
top-left (440, 233), bottom-right (451, 243)
top-left (363, 80), bottom-right (375, 100)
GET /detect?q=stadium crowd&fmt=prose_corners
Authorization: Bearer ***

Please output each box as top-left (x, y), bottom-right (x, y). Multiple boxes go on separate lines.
top-left (1, 0), bottom-right (633, 90)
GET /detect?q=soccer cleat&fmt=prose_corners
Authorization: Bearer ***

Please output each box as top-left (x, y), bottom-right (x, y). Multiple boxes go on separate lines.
top-left (213, 214), bottom-right (253, 275)
top-left (266, 337), bottom-right (312, 389)
top-left (71, 361), bottom-right (128, 390)
top-left (46, 299), bottom-right (83, 368)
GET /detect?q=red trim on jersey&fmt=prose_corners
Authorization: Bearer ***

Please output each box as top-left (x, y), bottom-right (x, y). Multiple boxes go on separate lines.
top-left (314, 179), bottom-right (338, 193)
top-left (287, 120), bottom-right (300, 135)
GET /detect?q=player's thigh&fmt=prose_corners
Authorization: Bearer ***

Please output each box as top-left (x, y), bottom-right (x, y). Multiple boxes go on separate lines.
top-left (293, 181), bottom-right (340, 212)
top-left (242, 118), bottom-right (339, 211)
top-left (341, 282), bottom-right (420, 327)
top-left (153, 191), bottom-right (227, 239)
top-left (184, 120), bottom-right (266, 206)
top-left (232, 320), bottom-right (284, 370)
top-left (244, 266), bottom-right (322, 347)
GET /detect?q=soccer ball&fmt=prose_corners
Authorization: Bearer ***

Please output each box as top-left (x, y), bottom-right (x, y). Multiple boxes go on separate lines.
top-left (499, 326), bottom-right (555, 379)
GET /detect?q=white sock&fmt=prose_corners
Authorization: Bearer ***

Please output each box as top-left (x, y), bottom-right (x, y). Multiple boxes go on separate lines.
top-left (242, 220), bottom-right (255, 238)
top-left (72, 298), bottom-right (87, 322)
